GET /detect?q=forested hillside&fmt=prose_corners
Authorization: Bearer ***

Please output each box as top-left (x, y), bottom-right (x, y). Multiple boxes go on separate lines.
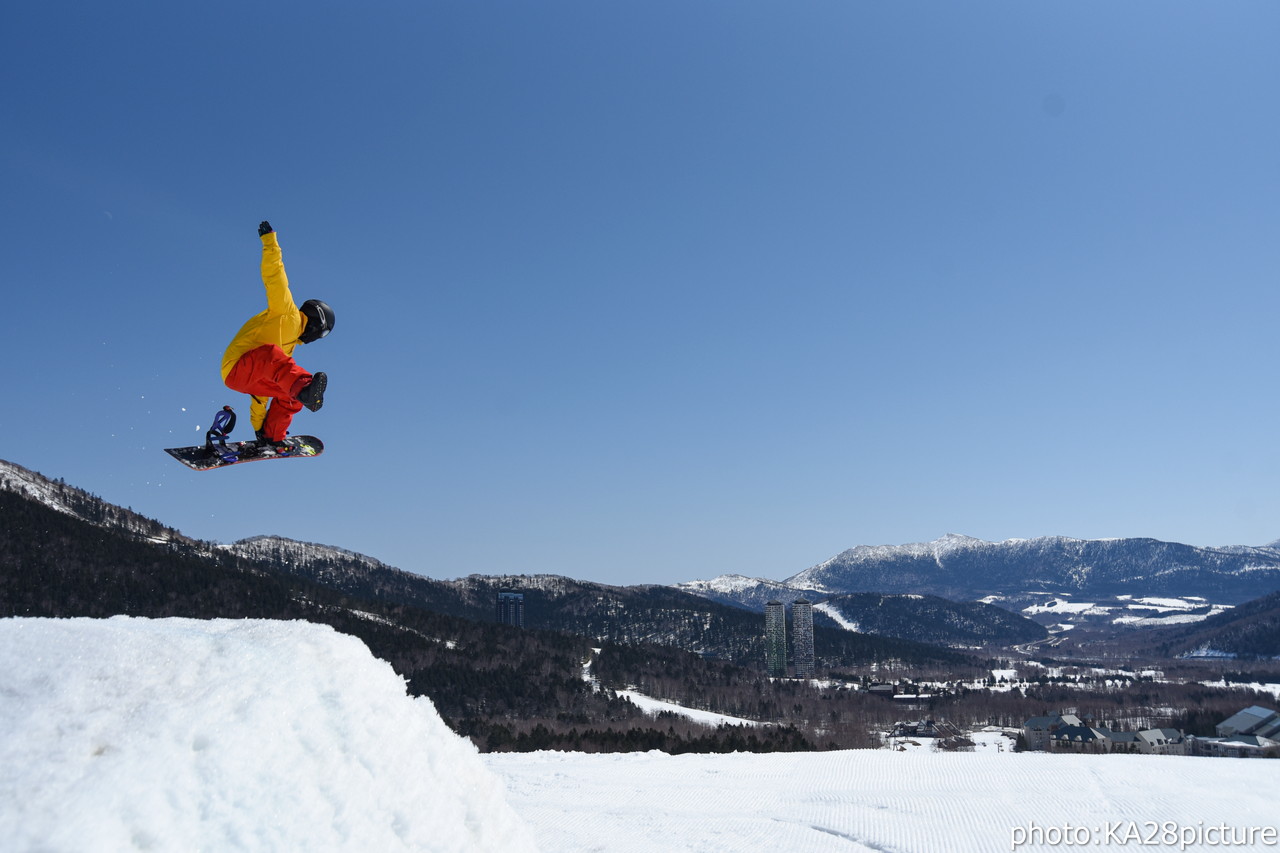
top-left (0, 464), bottom-right (898, 751)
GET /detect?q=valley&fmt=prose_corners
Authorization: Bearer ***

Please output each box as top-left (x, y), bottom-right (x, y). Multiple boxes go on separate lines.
top-left (2, 458), bottom-right (1277, 756)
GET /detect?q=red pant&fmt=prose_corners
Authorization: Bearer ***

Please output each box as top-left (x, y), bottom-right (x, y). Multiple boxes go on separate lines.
top-left (225, 344), bottom-right (312, 442)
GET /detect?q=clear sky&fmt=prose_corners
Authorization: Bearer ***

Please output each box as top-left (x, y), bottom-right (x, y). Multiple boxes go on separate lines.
top-left (3, 2), bottom-right (1278, 586)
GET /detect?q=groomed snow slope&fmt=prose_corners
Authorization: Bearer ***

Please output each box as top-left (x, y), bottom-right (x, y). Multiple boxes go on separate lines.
top-left (0, 617), bottom-right (536, 853)
top-left (487, 748), bottom-right (1276, 853)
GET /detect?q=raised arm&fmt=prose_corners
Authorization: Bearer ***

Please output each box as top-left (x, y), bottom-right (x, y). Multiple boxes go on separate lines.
top-left (258, 221), bottom-right (298, 316)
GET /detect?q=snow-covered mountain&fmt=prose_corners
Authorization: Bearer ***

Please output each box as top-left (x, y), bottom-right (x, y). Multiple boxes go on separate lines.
top-left (680, 533), bottom-right (1280, 633)
top-left (816, 592), bottom-right (1048, 648)
top-left (0, 459), bottom-right (189, 546)
top-left (222, 534), bottom-right (412, 583)
top-left (797, 533), bottom-right (1280, 600)
top-left (0, 459), bottom-right (965, 667)
top-left (3, 457), bottom-right (1271, 651)
top-left (1147, 589), bottom-right (1280, 660)
top-left (674, 574), bottom-right (818, 610)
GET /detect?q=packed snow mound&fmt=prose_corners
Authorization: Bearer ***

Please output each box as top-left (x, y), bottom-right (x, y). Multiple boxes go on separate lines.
top-left (0, 617), bottom-right (538, 853)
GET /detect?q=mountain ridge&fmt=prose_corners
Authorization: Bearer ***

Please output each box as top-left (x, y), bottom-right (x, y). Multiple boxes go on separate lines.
top-left (681, 533), bottom-right (1280, 605)
top-left (0, 458), bottom-right (970, 666)
top-left (4, 458), bottom-right (1272, 656)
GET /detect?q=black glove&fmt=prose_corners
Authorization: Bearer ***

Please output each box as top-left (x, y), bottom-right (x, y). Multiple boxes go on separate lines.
top-left (258, 221), bottom-right (273, 237)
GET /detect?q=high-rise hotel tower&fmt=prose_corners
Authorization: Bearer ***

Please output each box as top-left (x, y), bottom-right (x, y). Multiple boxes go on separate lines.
top-left (791, 599), bottom-right (815, 678)
top-left (764, 601), bottom-right (787, 677)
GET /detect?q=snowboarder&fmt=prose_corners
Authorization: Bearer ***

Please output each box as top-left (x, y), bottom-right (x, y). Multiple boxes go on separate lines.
top-left (221, 221), bottom-right (333, 449)
top-left (204, 405), bottom-right (237, 457)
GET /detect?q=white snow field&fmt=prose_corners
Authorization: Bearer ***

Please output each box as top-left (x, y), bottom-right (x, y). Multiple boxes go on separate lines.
top-left (0, 617), bottom-right (536, 853)
top-left (614, 688), bottom-right (762, 728)
top-left (487, 749), bottom-right (1277, 853)
top-left (3, 617), bottom-right (1277, 853)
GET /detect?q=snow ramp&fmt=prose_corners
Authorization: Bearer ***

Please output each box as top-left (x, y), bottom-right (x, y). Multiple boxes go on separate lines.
top-left (0, 617), bottom-right (538, 852)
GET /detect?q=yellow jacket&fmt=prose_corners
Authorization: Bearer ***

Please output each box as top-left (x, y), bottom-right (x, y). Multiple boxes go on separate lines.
top-left (221, 232), bottom-right (303, 426)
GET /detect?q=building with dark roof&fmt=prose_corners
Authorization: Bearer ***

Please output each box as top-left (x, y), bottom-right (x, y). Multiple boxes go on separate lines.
top-left (1192, 704), bottom-right (1280, 757)
top-left (1216, 705), bottom-right (1280, 739)
top-left (1136, 728), bottom-right (1186, 756)
top-left (1049, 724), bottom-right (1114, 752)
top-left (1021, 714), bottom-right (1083, 751)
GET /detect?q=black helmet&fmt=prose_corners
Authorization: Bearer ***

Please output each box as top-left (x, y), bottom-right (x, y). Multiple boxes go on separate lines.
top-left (299, 299), bottom-right (334, 343)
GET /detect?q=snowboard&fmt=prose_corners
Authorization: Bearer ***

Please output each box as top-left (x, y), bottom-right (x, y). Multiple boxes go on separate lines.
top-left (164, 435), bottom-right (324, 471)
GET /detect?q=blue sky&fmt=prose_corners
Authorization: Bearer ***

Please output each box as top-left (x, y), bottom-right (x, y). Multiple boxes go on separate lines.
top-left (3, 3), bottom-right (1278, 585)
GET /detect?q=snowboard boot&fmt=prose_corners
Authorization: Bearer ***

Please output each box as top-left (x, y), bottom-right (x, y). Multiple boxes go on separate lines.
top-left (254, 428), bottom-right (290, 455)
top-left (297, 372), bottom-right (327, 412)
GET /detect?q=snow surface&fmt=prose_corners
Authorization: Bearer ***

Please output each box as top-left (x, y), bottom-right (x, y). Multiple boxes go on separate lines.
top-left (488, 748), bottom-right (1277, 852)
top-left (6, 617), bottom-right (1277, 853)
top-left (1022, 594), bottom-right (1234, 629)
top-left (615, 689), bottom-right (762, 728)
top-left (1022, 598), bottom-right (1105, 615)
top-left (584, 649), bottom-right (760, 728)
top-left (1112, 612), bottom-right (1215, 627)
top-left (814, 600), bottom-right (860, 632)
top-left (1199, 680), bottom-right (1280, 700)
top-left (0, 617), bottom-right (535, 853)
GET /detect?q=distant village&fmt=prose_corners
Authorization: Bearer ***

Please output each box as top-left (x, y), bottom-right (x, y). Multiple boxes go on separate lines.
top-left (764, 598), bottom-right (1280, 758)
top-left (888, 705), bottom-right (1279, 758)
top-left (496, 591), bottom-right (1279, 758)
top-left (1020, 704), bottom-right (1280, 758)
